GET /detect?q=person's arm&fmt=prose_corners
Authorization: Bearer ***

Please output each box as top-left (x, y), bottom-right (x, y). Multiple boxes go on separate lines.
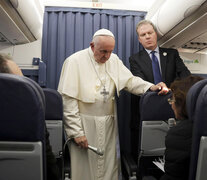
top-left (125, 75), bottom-right (168, 96)
top-left (174, 49), bottom-right (191, 78)
top-left (62, 94), bottom-right (88, 148)
top-left (129, 56), bottom-right (146, 79)
top-left (117, 58), bottom-right (169, 95)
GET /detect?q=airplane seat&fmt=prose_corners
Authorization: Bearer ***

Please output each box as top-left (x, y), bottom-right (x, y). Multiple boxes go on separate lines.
top-left (139, 91), bottom-right (175, 155)
top-left (186, 79), bottom-right (207, 180)
top-left (186, 79), bottom-right (207, 120)
top-left (43, 88), bottom-right (70, 179)
top-left (43, 88), bottom-right (63, 158)
top-left (0, 73), bottom-right (46, 180)
top-left (137, 91), bottom-right (175, 179)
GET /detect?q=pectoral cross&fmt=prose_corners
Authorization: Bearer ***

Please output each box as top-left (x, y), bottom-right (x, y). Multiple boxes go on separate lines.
top-left (100, 86), bottom-right (109, 102)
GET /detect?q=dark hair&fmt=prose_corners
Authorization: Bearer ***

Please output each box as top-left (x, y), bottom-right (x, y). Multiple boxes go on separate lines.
top-left (0, 54), bottom-right (12, 73)
top-left (170, 75), bottom-right (204, 119)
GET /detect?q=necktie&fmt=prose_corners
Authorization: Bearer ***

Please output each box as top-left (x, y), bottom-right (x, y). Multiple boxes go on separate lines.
top-left (151, 51), bottom-right (162, 84)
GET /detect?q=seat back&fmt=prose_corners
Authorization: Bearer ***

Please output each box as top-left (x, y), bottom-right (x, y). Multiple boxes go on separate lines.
top-left (139, 91), bottom-right (175, 156)
top-left (187, 80), bottom-right (207, 180)
top-left (0, 74), bottom-right (46, 180)
top-left (186, 79), bottom-right (207, 122)
top-left (43, 88), bottom-right (63, 157)
top-left (195, 136), bottom-right (207, 180)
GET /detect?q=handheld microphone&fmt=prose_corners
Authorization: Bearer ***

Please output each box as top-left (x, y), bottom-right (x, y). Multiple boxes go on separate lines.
top-left (88, 145), bottom-right (104, 156)
top-left (168, 118), bottom-right (176, 128)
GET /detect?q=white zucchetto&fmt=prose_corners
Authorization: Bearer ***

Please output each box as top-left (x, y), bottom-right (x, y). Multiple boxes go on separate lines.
top-left (93, 29), bottom-right (115, 39)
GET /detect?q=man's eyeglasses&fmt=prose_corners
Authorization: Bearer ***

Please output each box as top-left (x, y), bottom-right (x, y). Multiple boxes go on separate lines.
top-left (168, 98), bottom-right (176, 105)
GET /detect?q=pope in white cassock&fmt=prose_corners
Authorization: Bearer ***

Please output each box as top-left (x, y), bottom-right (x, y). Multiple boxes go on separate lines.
top-left (58, 29), bottom-right (168, 180)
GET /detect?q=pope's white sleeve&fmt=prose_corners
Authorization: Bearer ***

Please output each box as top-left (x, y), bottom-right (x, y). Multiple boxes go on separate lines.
top-left (62, 94), bottom-right (85, 139)
top-left (116, 58), bottom-right (153, 95)
top-left (124, 76), bottom-right (153, 95)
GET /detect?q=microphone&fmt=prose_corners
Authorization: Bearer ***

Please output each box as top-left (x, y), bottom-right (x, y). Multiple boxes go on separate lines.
top-left (88, 145), bottom-right (104, 156)
top-left (168, 118), bottom-right (176, 128)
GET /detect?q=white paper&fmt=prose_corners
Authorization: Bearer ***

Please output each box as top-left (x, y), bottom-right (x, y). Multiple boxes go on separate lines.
top-left (153, 158), bottom-right (165, 172)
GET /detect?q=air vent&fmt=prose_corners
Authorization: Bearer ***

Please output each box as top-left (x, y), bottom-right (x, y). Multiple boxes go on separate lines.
top-left (181, 31), bottom-right (207, 51)
top-left (0, 32), bottom-right (10, 43)
top-left (182, 42), bottom-right (207, 50)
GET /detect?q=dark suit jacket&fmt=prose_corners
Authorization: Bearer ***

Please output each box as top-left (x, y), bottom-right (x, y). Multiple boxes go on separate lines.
top-left (129, 47), bottom-right (191, 87)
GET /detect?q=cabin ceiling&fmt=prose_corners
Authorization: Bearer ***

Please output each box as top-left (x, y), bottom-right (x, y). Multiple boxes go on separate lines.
top-left (0, 0), bottom-right (35, 46)
top-left (158, 0), bottom-right (207, 54)
top-left (1, 0), bottom-right (207, 54)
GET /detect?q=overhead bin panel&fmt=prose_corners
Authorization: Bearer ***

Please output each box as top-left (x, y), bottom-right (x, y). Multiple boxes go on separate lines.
top-left (147, 0), bottom-right (207, 52)
top-left (0, 0), bottom-right (43, 46)
top-left (0, 0), bottom-right (35, 45)
top-left (149, 0), bottom-right (206, 36)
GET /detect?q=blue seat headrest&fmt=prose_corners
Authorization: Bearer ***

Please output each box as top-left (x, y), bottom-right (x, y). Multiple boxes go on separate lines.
top-left (43, 88), bottom-right (63, 120)
top-left (140, 91), bottom-right (175, 121)
top-left (188, 83), bottom-right (207, 180)
top-left (0, 74), bottom-right (45, 142)
top-left (186, 79), bottom-right (207, 121)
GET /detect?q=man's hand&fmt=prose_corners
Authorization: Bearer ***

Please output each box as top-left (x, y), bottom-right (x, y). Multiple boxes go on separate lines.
top-left (74, 135), bottom-right (88, 149)
top-left (150, 82), bottom-right (169, 95)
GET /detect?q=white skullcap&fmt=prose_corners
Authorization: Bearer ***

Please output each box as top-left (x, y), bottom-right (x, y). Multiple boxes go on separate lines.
top-left (93, 29), bottom-right (114, 38)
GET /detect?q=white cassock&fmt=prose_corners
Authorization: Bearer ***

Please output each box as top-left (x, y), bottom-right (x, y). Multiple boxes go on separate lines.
top-left (58, 47), bottom-right (153, 180)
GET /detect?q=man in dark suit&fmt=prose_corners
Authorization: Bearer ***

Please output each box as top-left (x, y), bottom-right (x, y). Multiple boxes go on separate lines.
top-left (129, 20), bottom-right (191, 87)
top-left (128, 20), bottom-right (191, 179)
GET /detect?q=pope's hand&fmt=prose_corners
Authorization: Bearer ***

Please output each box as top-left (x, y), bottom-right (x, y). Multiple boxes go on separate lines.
top-left (74, 136), bottom-right (88, 148)
top-left (150, 82), bottom-right (169, 95)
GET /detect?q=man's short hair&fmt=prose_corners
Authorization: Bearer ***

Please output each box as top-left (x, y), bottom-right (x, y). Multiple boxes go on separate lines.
top-left (0, 54), bottom-right (12, 73)
top-left (136, 20), bottom-right (158, 36)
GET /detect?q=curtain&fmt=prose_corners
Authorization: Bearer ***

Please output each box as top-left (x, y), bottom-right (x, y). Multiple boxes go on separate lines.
top-left (42, 6), bottom-right (146, 153)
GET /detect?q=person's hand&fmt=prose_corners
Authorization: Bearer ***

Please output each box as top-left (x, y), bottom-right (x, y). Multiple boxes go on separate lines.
top-left (74, 136), bottom-right (88, 149)
top-left (150, 82), bottom-right (169, 95)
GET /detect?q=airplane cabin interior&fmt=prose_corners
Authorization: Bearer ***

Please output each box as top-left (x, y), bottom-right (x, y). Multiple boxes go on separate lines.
top-left (0, 0), bottom-right (207, 180)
